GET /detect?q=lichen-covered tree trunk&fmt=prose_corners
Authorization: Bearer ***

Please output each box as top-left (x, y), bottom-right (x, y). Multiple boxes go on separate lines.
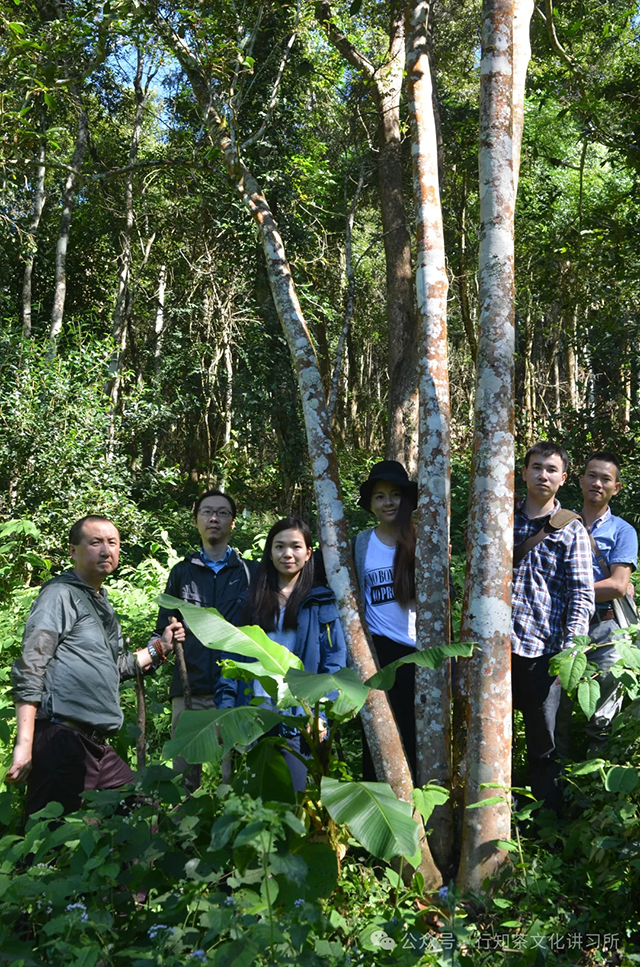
top-left (406, 0), bottom-right (453, 875)
top-left (49, 102), bottom-right (88, 343)
top-left (456, 0), bottom-right (515, 892)
top-left (145, 2), bottom-right (441, 887)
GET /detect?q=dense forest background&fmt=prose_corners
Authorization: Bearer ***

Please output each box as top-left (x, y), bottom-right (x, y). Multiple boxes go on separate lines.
top-left (2, 0), bottom-right (639, 575)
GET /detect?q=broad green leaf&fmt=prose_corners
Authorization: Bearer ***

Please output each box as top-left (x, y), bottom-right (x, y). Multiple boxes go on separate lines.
top-left (285, 666), bottom-right (370, 716)
top-left (233, 739), bottom-right (296, 804)
top-left (605, 765), bottom-right (638, 794)
top-left (577, 678), bottom-right (600, 719)
top-left (555, 649), bottom-right (587, 692)
top-left (320, 776), bottom-right (419, 862)
top-left (366, 642), bottom-right (474, 691)
top-left (412, 784), bottom-right (449, 825)
top-left (466, 795), bottom-right (505, 808)
top-left (162, 706), bottom-right (294, 764)
top-left (567, 758), bottom-right (606, 775)
top-left (615, 641), bottom-right (640, 671)
top-left (493, 839), bottom-right (519, 852)
top-left (209, 940), bottom-right (258, 967)
top-left (157, 595), bottom-right (303, 676)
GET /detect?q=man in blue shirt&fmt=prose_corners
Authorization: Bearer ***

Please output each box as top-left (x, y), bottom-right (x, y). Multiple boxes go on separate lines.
top-left (579, 451), bottom-right (638, 748)
top-left (512, 442), bottom-right (594, 815)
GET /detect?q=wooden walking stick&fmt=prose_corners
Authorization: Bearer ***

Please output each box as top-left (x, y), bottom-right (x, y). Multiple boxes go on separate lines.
top-left (174, 639), bottom-right (192, 710)
top-left (134, 664), bottom-right (146, 770)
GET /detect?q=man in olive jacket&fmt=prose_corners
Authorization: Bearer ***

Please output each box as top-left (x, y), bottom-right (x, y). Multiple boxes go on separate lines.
top-left (8, 515), bottom-right (183, 818)
top-left (153, 489), bottom-right (258, 788)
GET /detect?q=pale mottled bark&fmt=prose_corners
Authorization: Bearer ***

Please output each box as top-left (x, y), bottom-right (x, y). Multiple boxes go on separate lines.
top-left (406, 0), bottom-right (453, 874)
top-left (456, 0), bottom-right (515, 892)
top-left (317, 1), bottom-right (418, 472)
top-left (22, 129), bottom-right (47, 337)
top-left (49, 103), bottom-right (89, 342)
top-left (145, 3), bottom-right (440, 885)
top-left (512, 0), bottom-right (533, 196)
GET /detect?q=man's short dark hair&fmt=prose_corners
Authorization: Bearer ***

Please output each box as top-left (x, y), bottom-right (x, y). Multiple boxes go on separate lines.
top-left (68, 515), bottom-right (119, 545)
top-left (583, 451), bottom-right (621, 480)
top-left (193, 489), bottom-right (237, 520)
top-left (524, 441), bottom-right (569, 474)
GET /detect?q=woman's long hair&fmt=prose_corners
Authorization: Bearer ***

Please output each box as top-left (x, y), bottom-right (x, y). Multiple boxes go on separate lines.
top-left (392, 495), bottom-right (416, 606)
top-left (244, 517), bottom-right (315, 631)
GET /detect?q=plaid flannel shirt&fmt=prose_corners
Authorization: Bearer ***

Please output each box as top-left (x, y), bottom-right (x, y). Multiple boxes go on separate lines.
top-left (511, 499), bottom-right (594, 658)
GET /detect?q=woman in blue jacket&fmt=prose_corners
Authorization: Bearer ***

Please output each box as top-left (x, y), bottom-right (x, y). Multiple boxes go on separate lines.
top-left (215, 516), bottom-right (347, 791)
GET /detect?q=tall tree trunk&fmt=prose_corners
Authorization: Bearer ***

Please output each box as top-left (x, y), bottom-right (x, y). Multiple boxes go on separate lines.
top-left (220, 336), bottom-right (233, 490)
top-left (523, 305), bottom-right (535, 444)
top-left (406, 0), bottom-right (453, 875)
top-left (110, 50), bottom-right (147, 403)
top-left (318, 1), bottom-right (418, 471)
top-left (22, 116), bottom-right (47, 337)
top-left (147, 4), bottom-right (441, 887)
top-left (327, 169), bottom-right (364, 425)
top-left (566, 306), bottom-right (579, 409)
top-left (49, 102), bottom-right (89, 343)
top-left (456, 0), bottom-right (515, 893)
top-left (458, 172), bottom-right (478, 363)
top-left (378, 5), bottom-right (418, 472)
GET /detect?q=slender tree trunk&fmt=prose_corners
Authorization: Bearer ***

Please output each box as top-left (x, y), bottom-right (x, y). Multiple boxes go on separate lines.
top-left (317, 1), bottom-right (418, 471)
top-left (456, 0), bottom-right (515, 893)
top-left (147, 4), bottom-right (441, 887)
top-left (22, 120), bottom-right (47, 337)
top-left (327, 170), bottom-right (364, 425)
top-left (566, 307), bottom-right (579, 409)
top-left (458, 173), bottom-right (478, 363)
top-left (406, 0), bottom-right (453, 875)
top-left (512, 0), bottom-right (534, 195)
top-left (524, 305), bottom-right (535, 443)
top-left (49, 102), bottom-right (89, 343)
top-left (110, 50), bottom-right (147, 402)
top-left (220, 337), bottom-right (233, 490)
top-left (377, 6), bottom-right (418, 473)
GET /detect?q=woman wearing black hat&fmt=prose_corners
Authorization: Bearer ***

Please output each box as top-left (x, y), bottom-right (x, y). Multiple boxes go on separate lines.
top-left (354, 460), bottom-right (418, 781)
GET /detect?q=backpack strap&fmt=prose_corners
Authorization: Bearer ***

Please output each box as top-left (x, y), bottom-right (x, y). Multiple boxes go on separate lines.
top-left (583, 525), bottom-right (611, 578)
top-left (513, 509), bottom-right (582, 569)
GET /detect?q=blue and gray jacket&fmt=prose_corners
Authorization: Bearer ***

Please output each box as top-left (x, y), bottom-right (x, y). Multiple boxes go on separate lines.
top-left (214, 585), bottom-right (347, 729)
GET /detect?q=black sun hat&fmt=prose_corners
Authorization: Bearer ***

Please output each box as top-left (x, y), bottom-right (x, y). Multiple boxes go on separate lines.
top-left (358, 460), bottom-right (418, 511)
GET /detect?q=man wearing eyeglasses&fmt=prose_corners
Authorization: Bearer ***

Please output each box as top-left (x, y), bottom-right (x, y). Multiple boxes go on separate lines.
top-left (153, 489), bottom-right (258, 789)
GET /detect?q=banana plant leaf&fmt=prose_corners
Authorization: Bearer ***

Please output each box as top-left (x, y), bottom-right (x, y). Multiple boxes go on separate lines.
top-left (232, 738), bottom-right (296, 804)
top-left (284, 667), bottom-right (370, 719)
top-left (320, 776), bottom-right (419, 862)
top-left (157, 594), bottom-right (303, 676)
top-left (365, 641), bottom-right (474, 691)
top-left (162, 707), bottom-right (300, 765)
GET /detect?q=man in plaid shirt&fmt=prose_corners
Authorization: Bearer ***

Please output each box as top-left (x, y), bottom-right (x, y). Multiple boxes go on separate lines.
top-left (512, 442), bottom-right (594, 816)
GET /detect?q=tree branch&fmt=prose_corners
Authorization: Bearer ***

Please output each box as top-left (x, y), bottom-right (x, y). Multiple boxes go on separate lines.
top-left (316, 0), bottom-right (376, 80)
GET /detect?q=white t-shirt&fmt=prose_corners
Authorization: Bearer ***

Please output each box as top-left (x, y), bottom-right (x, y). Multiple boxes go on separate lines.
top-left (363, 530), bottom-right (416, 647)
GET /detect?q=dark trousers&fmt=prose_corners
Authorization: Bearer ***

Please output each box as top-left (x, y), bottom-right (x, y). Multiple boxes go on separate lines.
top-left (512, 653), bottom-right (562, 816)
top-left (25, 720), bottom-right (135, 819)
top-left (362, 635), bottom-right (416, 783)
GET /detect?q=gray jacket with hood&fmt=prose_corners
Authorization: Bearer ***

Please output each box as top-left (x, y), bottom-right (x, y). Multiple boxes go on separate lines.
top-left (11, 571), bottom-right (138, 734)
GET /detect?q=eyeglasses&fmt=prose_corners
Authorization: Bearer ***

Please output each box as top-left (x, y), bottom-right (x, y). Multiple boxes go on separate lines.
top-left (197, 507), bottom-right (232, 519)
